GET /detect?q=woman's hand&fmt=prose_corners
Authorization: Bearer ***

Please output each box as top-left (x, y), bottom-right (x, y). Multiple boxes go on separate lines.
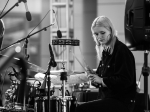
top-left (88, 74), bottom-right (102, 84)
top-left (85, 66), bottom-right (102, 84)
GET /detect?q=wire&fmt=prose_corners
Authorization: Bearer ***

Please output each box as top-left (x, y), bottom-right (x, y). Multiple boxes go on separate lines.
top-left (54, 10), bottom-right (59, 30)
top-left (0, 0), bottom-right (10, 17)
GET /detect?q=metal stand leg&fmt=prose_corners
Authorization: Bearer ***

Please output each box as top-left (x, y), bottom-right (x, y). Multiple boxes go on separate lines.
top-left (142, 50), bottom-right (150, 112)
top-left (60, 71), bottom-right (67, 112)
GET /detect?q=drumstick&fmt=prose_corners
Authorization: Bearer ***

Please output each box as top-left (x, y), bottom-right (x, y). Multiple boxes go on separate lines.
top-left (78, 46), bottom-right (89, 67)
top-left (72, 52), bottom-right (87, 72)
top-left (71, 50), bottom-right (93, 73)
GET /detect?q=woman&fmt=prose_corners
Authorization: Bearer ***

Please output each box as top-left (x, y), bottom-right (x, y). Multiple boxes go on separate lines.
top-left (75, 16), bottom-right (137, 112)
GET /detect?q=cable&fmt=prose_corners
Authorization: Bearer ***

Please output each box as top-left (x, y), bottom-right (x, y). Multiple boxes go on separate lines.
top-left (0, 0), bottom-right (10, 17)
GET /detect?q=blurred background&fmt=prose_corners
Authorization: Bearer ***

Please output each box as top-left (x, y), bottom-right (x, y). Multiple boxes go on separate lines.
top-left (0, 0), bottom-right (150, 107)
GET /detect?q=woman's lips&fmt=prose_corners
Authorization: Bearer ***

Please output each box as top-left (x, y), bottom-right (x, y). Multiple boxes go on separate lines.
top-left (98, 39), bottom-right (105, 42)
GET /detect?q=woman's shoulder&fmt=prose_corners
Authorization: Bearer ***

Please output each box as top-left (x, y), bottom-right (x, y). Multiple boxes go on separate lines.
top-left (115, 39), bottom-right (131, 52)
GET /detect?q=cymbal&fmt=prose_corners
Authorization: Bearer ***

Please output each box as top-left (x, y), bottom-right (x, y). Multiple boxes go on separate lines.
top-left (0, 54), bottom-right (46, 73)
top-left (35, 72), bottom-right (89, 85)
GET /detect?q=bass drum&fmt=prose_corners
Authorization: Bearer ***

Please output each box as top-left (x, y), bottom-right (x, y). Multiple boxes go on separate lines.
top-left (34, 96), bottom-right (77, 112)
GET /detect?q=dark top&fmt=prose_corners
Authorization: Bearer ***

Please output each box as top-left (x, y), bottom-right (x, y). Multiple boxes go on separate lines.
top-left (95, 38), bottom-right (137, 105)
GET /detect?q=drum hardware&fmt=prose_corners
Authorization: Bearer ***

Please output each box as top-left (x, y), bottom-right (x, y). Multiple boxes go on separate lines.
top-left (50, 38), bottom-right (80, 112)
top-left (0, 8), bottom-right (57, 112)
top-left (39, 44), bottom-right (57, 112)
top-left (34, 96), bottom-right (77, 112)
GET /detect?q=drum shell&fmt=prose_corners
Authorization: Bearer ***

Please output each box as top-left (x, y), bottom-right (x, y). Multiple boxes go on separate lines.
top-left (14, 82), bottom-right (37, 107)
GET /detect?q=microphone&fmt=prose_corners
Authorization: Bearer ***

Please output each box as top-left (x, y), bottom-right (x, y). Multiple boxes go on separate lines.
top-left (57, 30), bottom-right (62, 38)
top-left (22, 0), bottom-right (32, 21)
top-left (49, 44), bottom-right (57, 67)
top-left (53, 10), bottom-right (62, 38)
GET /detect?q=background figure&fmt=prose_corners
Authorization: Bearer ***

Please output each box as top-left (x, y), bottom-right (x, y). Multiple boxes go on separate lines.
top-left (75, 16), bottom-right (137, 112)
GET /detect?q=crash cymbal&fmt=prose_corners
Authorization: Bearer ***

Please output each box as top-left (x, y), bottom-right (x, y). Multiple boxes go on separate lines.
top-left (0, 54), bottom-right (46, 73)
top-left (27, 62), bottom-right (46, 73)
top-left (35, 72), bottom-right (89, 85)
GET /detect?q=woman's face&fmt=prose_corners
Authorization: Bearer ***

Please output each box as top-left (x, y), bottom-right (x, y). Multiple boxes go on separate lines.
top-left (92, 26), bottom-right (111, 45)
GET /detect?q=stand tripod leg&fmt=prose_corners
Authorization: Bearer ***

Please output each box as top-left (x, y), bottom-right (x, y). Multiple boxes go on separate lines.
top-left (142, 51), bottom-right (150, 112)
top-left (62, 80), bottom-right (66, 112)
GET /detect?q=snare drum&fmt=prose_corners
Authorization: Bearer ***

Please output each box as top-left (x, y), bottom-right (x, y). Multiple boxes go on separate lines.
top-left (34, 96), bottom-right (77, 112)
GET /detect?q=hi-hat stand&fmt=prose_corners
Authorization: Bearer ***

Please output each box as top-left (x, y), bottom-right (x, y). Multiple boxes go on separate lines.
top-left (52, 38), bottom-right (79, 112)
top-left (142, 50), bottom-right (150, 112)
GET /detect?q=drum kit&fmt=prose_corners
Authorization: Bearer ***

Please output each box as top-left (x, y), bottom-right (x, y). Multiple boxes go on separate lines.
top-left (0, 53), bottom-right (89, 112)
top-left (0, 6), bottom-right (87, 111)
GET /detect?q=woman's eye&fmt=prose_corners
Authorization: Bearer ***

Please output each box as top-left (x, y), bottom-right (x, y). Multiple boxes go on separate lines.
top-left (101, 32), bottom-right (105, 35)
top-left (94, 33), bottom-right (98, 36)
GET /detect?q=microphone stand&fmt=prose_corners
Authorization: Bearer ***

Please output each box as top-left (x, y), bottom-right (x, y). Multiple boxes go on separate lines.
top-left (44, 58), bottom-right (53, 112)
top-left (0, 0), bottom-right (25, 19)
top-left (40, 56), bottom-right (55, 112)
top-left (40, 43), bottom-right (57, 112)
top-left (0, 23), bottom-right (54, 52)
top-left (23, 39), bottom-right (29, 60)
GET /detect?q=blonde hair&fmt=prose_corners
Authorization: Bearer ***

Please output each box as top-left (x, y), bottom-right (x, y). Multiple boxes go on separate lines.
top-left (91, 16), bottom-right (117, 60)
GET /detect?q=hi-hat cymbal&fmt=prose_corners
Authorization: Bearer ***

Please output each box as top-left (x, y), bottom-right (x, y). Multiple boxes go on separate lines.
top-left (35, 72), bottom-right (89, 85)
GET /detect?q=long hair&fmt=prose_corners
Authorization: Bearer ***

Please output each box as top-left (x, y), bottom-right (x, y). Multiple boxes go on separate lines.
top-left (91, 16), bottom-right (117, 60)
